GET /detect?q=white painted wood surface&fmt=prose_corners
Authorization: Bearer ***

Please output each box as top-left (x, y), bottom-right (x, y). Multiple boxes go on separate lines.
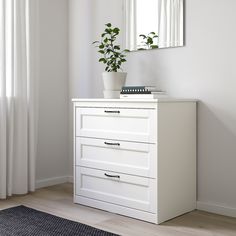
top-left (75, 167), bottom-right (156, 213)
top-left (76, 137), bottom-right (157, 178)
top-left (76, 107), bottom-right (157, 143)
top-left (157, 102), bottom-right (197, 223)
top-left (73, 99), bottom-right (197, 224)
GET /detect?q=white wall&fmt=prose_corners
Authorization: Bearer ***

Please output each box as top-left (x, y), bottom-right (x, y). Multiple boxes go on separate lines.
top-left (36, 0), bottom-right (69, 187)
top-left (69, 0), bottom-right (236, 216)
top-left (68, 0), bottom-right (124, 173)
top-left (69, 0), bottom-right (124, 99)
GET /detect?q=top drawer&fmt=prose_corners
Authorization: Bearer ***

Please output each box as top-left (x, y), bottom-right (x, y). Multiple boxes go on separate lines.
top-left (75, 107), bottom-right (157, 143)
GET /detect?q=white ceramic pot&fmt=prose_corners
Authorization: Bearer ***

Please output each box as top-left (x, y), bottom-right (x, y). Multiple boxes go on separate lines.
top-left (103, 90), bottom-right (120, 99)
top-left (102, 72), bottom-right (127, 91)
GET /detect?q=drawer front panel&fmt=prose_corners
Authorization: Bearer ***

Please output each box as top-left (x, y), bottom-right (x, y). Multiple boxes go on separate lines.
top-left (76, 137), bottom-right (157, 178)
top-left (75, 167), bottom-right (156, 213)
top-left (76, 107), bottom-right (157, 143)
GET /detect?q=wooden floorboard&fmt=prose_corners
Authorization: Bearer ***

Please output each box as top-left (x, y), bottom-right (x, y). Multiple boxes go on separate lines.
top-left (0, 183), bottom-right (236, 236)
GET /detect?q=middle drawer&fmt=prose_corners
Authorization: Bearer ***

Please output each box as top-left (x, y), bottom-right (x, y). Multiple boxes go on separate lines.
top-left (75, 137), bottom-right (157, 178)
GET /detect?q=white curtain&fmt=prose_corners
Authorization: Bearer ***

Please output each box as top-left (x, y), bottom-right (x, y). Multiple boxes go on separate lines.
top-left (0, 0), bottom-right (38, 199)
top-left (158, 0), bottom-right (183, 48)
top-left (125, 0), bottom-right (137, 51)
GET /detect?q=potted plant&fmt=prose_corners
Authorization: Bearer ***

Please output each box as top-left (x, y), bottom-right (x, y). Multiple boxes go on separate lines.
top-left (139, 32), bottom-right (159, 50)
top-left (93, 23), bottom-right (129, 98)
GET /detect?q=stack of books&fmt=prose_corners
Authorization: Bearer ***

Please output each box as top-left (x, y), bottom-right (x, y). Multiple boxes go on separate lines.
top-left (120, 86), bottom-right (167, 99)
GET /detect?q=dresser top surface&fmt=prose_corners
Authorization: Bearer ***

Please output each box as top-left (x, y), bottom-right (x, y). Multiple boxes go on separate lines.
top-left (72, 98), bottom-right (197, 103)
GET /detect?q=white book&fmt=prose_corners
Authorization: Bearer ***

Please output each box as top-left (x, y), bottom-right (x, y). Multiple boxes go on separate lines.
top-left (120, 93), bottom-right (168, 99)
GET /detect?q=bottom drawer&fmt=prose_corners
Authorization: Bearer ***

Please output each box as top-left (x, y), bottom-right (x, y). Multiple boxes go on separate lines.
top-left (75, 166), bottom-right (156, 213)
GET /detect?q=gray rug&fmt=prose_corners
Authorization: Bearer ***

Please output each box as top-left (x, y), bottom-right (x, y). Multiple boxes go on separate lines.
top-left (0, 206), bottom-right (119, 236)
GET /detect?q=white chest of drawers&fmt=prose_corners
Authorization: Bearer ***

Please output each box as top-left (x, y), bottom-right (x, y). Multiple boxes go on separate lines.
top-left (72, 98), bottom-right (197, 224)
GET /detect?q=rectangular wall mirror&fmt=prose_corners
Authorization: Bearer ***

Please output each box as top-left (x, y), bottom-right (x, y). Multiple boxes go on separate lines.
top-left (124, 0), bottom-right (184, 51)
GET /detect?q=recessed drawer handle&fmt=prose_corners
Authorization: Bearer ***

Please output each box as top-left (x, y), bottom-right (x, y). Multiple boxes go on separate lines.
top-left (104, 142), bottom-right (120, 146)
top-left (104, 173), bottom-right (120, 179)
top-left (104, 110), bottom-right (120, 114)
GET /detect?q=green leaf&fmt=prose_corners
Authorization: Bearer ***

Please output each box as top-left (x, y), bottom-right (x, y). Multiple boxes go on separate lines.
top-left (147, 38), bottom-right (153, 44)
top-left (99, 58), bottom-right (107, 63)
top-left (92, 41), bottom-right (99, 44)
top-left (151, 45), bottom-right (159, 49)
top-left (99, 44), bottom-right (104, 49)
top-left (98, 50), bottom-right (105, 54)
top-left (106, 23), bottom-right (112, 27)
top-left (139, 34), bottom-right (147, 39)
top-left (114, 45), bottom-right (120, 50)
top-left (123, 49), bottom-right (130, 53)
top-left (105, 28), bottom-right (112, 34)
top-left (101, 33), bottom-right (107, 38)
top-left (113, 28), bottom-right (120, 34)
top-left (149, 32), bottom-right (156, 35)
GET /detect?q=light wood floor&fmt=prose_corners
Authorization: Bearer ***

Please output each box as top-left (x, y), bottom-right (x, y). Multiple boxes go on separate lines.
top-left (0, 183), bottom-right (236, 236)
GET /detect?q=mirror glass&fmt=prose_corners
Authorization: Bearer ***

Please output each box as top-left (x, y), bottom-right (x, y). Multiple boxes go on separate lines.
top-left (124, 0), bottom-right (184, 51)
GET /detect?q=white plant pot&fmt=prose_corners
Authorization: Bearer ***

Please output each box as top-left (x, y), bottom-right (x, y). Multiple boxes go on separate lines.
top-left (102, 72), bottom-right (127, 91)
top-left (103, 90), bottom-right (120, 99)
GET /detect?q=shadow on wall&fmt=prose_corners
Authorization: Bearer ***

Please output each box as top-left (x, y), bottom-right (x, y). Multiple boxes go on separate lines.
top-left (197, 101), bottom-right (236, 207)
top-left (125, 50), bottom-right (169, 90)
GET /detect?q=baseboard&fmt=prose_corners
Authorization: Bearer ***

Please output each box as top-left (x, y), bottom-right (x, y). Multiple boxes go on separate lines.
top-left (197, 201), bottom-right (236, 218)
top-left (68, 176), bottom-right (74, 183)
top-left (36, 176), bottom-right (71, 189)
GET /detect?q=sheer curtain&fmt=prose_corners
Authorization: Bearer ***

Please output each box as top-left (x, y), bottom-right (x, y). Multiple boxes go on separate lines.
top-left (158, 0), bottom-right (183, 48)
top-left (0, 0), bottom-right (38, 199)
top-left (125, 0), bottom-right (137, 51)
